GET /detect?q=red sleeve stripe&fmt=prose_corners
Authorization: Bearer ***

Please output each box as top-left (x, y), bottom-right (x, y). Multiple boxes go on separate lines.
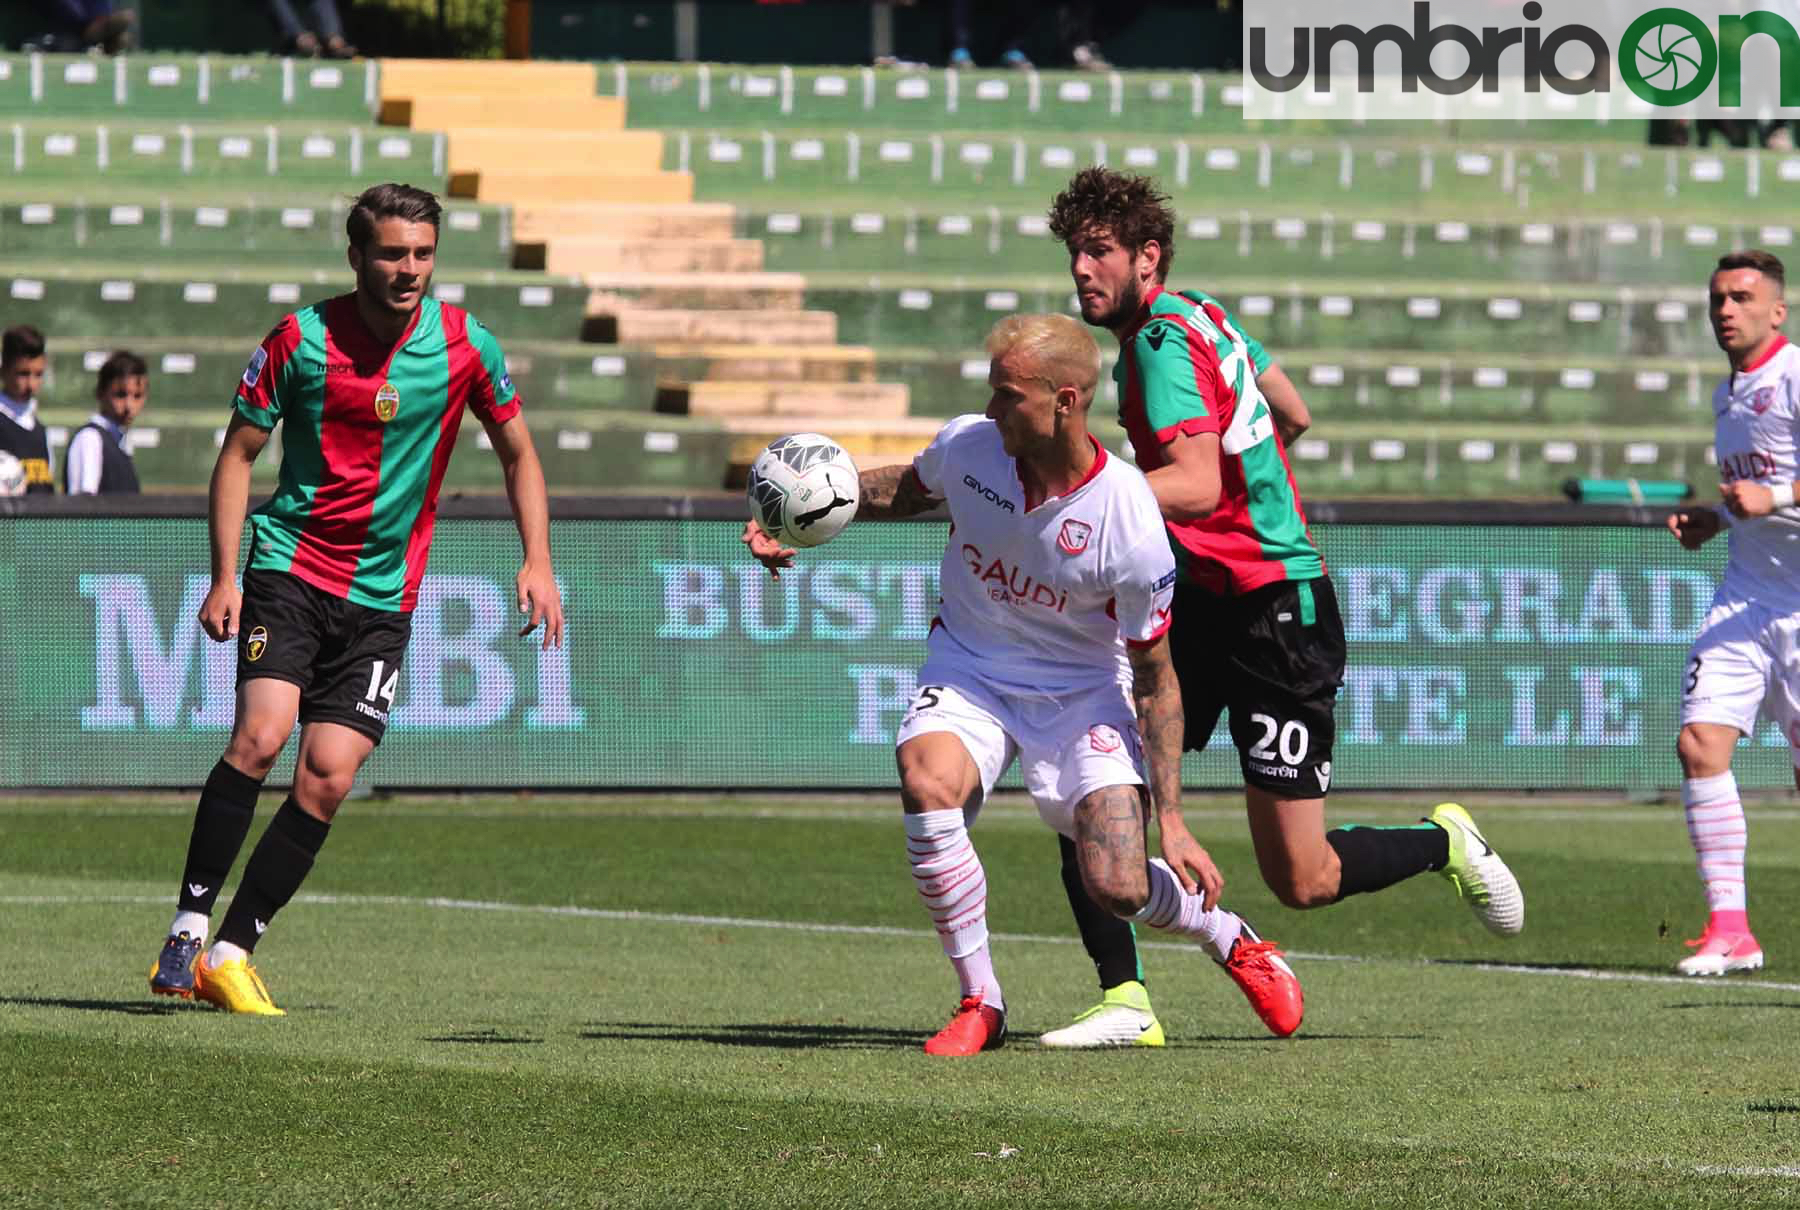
top-left (1152, 415), bottom-right (1217, 445)
top-left (238, 313), bottom-right (304, 415)
top-left (1126, 613), bottom-right (1173, 649)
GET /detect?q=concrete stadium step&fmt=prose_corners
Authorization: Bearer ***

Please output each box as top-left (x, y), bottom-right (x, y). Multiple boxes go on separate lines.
top-left (584, 271), bottom-right (808, 313)
top-left (665, 126), bottom-right (1797, 219)
top-left (526, 237), bottom-right (765, 275)
top-left (588, 308), bottom-right (838, 345)
top-left (37, 410), bottom-right (743, 494)
top-left (654, 380), bottom-right (909, 419)
top-left (2, 119), bottom-right (443, 186)
top-left (738, 205), bottom-right (1791, 289)
top-left (444, 129), bottom-right (666, 178)
top-left (0, 52), bottom-right (375, 121)
top-left (449, 169), bottom-right (694, 206)
top-left (799, 275), bottom-right (1721, 362)
top-left (4, 267), bottom-right (589, 342)
top-left (37, 339), bottom-right (879, 414)
top-left (512, 202), bottom-right (737, 244)
top-left (377, 59), bottom-right (599, 100)
top-left (657, 344), bottom-right (876, 383)
top-left (598, 62), bottom-right (1646, 144)
top-left (380, 94), bottom-right (626, 131)
top-left (0, 195), bottom-right (510, 270)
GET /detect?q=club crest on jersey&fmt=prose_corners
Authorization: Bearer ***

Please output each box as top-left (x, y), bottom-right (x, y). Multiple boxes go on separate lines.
top-left (1057, 519), bottom-right (1092, 555)
top-left (1751, 386), bottom-right (1777, 415)
top-left (374, 382), bottom-right (400, 422)
top-left (245, 626), bottom-right (269, 662)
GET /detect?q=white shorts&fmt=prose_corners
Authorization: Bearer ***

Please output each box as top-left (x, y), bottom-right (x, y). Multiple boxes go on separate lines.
top-left (893, 664), bottom-right (1146, 838)
top-left (1681, 593), bottom-right (1800, 757)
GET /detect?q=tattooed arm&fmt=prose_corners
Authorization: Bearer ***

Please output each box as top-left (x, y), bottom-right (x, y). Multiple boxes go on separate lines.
top-left (855, 464), bottom-right (941, 520)
top-left (741, 463), bottom-right (942, 576)
top-left (1128, 634), bottom-right (1222, 909)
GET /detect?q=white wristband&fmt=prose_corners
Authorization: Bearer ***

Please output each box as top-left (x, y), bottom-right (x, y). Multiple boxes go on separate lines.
top-left (1773, 483), bottom-right (1796, 511)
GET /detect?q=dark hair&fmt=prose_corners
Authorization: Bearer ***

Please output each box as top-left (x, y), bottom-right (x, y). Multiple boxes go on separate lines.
top-left (1047, 167), bottom-right (1177, 282)
top-left (1716, 249), bottom-right (1786, 294)
top-left (345, 182), bottom-right (442, 251)
top-left (2, 324), bottom-right (45, 366)
top-left (96, 350), bottom-right (148, 394)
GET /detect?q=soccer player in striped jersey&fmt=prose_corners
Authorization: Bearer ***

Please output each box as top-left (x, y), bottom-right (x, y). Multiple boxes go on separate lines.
top-left (1034, 168), bottom-right (1523, 1048)
top-left (147, 182), bottom-right (564, 1014)
top-left (1667, 249), bottom-right (1800, 977)
top-left (744, 314), bottom-right (1303, 1052)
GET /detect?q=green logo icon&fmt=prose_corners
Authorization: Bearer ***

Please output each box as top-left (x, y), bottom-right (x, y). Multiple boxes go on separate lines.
top-left (1620, 8), bottom-right (1716, 105)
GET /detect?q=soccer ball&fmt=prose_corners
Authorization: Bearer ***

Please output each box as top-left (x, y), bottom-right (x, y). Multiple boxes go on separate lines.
top-left (745, 432), bottom-right (860, 548)
top-left (0, 451), bottom-right (26, 498)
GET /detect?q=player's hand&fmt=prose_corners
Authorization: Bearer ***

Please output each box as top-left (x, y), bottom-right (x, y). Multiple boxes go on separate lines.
top-left (1720, 480), bottom-right (1776, 520)
top-left (1667, 506), bottom-right (1723, 550)
top-left (741, 519), bottom-right (795, 578)
top-left (516, 562), bottom-right (564, 649)
top-left (198, 580), bottom-right (242, 642)
top-left (1157, 816), bottom-right (1224, 911)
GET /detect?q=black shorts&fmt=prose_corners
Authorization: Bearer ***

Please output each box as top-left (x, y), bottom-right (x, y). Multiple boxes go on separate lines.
top-left (236, 567), bottom-right (413, 745)
top-left (1167, 575), bottom-right (1346, 798)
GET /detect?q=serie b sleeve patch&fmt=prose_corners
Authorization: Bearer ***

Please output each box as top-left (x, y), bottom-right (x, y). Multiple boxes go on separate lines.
top-left (241, 345), bottom-right (269, 389)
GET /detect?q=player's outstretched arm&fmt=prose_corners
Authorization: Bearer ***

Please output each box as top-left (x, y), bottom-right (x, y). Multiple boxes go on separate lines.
top-left (1256, 364), bottom-right (1312, 445)
top-left (199, 414), bottom-right (271, 642)
top-left (857, 463), bottom-right (941, 520)
top-left (1667, 505), bottom-right (1724, 550)
top-left (482, 412), bottom-right (564, 649)
top-left (1127, 635), bottom-right (1221, 909)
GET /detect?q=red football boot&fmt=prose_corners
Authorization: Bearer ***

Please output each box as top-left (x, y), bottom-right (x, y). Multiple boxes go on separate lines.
top-left (1220, 930), bottom-right (1304, 1038)
top-left (923, 995), bottom-right (1008, 1056)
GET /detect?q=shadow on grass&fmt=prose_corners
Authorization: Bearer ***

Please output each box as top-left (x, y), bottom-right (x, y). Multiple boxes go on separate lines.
top-left (581, 1021), bottom-right (1421, 1050)
top-left (0, 995), bottom-right (187, 1016)
top-left (582, 1021), bottom-right (923, 1050)
top-left (424, 1028), bottom-right (544, 1045)
top-left (1666, 1001), bottom-right (1800, 1011)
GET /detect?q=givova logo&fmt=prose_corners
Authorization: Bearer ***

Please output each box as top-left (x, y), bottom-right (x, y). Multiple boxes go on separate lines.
top-left (1244, 0), bottom-right (1800, 120)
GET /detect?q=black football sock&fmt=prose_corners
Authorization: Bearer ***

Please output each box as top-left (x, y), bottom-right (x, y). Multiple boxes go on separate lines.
top-left (1325, 823), bottom-right (1451, 900)
top-left (216, 797), bottom-right (331, 953)
top-left (1059, 833), bottom-right (1146, 990)
top-left (175, 759), bottom-right (264, 916)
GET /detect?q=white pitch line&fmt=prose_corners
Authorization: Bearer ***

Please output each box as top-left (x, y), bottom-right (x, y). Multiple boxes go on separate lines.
top-left (11, 891), bottom-right (1800, 994)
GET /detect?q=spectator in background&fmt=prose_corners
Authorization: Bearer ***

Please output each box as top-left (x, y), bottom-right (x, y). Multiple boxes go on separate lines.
top-left (0, 326), bottom-right (54, 495)
top-left (946, 0), bottom-right (1148, 71)
top-left (64, 351), bottom-right (145, 497)
top-left (267, 0), bottom-right (356, 58)
top-left (32, 0), bottom-right (133, 53)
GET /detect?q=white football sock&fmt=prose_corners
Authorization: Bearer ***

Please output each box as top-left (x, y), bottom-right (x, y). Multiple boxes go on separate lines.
top-left (905, 808), bottom-right (1003, 1011)
top-left (1684, 771), bottom-right (1748, 920)
top-left (1132, 858), bottom-right (1245, 962)
top-left (168, 910), bottom-right (208, 942)
top-left (206, 939), bottom-right (248, 966)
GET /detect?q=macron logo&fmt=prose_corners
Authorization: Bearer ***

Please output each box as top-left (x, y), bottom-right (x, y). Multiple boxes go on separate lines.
top-left (187, 882), bottom-right (209, 898)
top-left (253, 918), bottom-right (268, 936)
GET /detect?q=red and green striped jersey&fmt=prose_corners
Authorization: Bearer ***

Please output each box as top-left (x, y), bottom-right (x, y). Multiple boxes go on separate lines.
top-left (1114, 284), bottom-right (1324, 595)
top-left (233, 294), bottom-right (519, 611)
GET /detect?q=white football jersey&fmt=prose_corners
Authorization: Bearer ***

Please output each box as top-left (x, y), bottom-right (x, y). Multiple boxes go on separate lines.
top-left (1713, 337), bottom-right (1800, 606)
top-left (911, 414), bottom-right (1176, 696)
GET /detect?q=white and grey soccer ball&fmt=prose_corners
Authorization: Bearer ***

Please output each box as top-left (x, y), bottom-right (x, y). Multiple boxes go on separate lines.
top-left (0, 451), bottom-right (27, 498)
top-left (745, 432), bottom-right (860, 548)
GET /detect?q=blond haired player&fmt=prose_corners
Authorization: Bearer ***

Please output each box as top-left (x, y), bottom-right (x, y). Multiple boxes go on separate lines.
top-left (744, 313), bottom-right (1302, 1053)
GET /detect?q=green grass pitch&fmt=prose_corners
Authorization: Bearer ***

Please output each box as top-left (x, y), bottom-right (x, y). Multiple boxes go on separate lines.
top-left (5, 792), bottom-right (1800, 1208)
